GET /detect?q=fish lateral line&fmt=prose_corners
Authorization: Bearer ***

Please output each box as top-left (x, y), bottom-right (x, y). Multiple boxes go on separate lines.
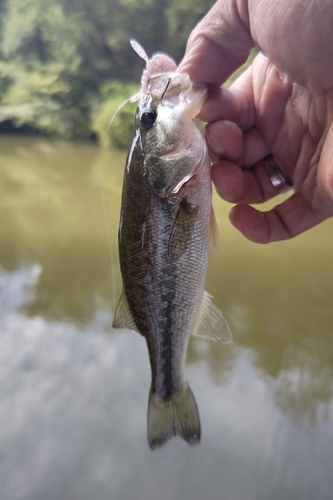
top-left (113, 287), bottom-right (232, 344)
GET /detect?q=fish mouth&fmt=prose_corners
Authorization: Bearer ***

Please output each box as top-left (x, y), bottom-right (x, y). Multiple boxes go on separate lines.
top-left (141, 72), bottom-right (208, 199)
top-left (147, 72), bottom-right (207, 118)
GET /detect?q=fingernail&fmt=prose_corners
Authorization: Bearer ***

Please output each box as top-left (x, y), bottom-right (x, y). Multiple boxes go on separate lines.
top-left (206, 133), bottom-right (225, 156)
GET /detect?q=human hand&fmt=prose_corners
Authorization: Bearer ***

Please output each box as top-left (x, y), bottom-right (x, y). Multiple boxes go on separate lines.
top-left (178, 0), bottom-right (333, 242)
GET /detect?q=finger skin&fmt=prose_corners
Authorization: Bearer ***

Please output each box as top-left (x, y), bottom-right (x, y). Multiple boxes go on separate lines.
top-left (226, 121), bottom-right (333, 242)
top-left (178, 0), bottom-right (253, 85)
top-left (206, 121), bottom-right (243, 162)
top-left (179, 0), bottom-right (333, 242)
top-left (214, 105), bottom-right (333, 243)
top-left (197, 87), bottom-right (249, 126)
top-left (211, 159), bottom-right (285, 205)
top-left (229, 196), bottom-right (326, 244)
top-left (179, 0), bottom-right (333, 92)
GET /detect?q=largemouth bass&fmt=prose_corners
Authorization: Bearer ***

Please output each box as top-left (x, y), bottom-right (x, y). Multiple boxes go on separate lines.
top-left (113, 41), bottom-right (231, 449)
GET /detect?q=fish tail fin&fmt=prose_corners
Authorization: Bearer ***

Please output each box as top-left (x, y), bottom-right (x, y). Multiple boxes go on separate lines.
top-left (147, 383), bottom-right (201, 450)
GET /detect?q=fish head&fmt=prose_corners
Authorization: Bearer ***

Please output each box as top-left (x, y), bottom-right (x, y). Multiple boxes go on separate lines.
top-left (135, 72), bottom-right (208, 196)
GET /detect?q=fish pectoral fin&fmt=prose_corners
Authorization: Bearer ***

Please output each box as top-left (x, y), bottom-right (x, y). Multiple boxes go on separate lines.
top-left (192, 291), bottom-right (232, 343)
top-left (147, 383), bottom-right (201, 450)
top-left (144, 152), bottom-right (195, 196)
top-left (112, 291), bottom-right (140, 333)
top-left (168, 199), bottom-right (198, 261)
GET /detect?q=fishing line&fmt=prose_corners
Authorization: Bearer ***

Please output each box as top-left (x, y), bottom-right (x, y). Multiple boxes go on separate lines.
top-left (100, 162), bottom-right (116, 310)
top-left (100, 95), bottom-right (137, 310)
top-left (106, 96), bottom-right (135, 134)
top-left (160, 78), bottom-right (171, 101)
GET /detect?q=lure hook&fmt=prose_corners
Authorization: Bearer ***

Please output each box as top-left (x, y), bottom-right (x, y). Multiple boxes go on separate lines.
top-left (160, 78), bottom-right (171, 101)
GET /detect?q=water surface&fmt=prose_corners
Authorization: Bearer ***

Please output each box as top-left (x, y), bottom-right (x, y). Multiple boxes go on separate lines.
top-left (0, 136), bottom-right (333, 500)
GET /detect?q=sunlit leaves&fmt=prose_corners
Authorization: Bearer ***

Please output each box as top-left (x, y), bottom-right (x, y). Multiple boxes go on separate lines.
top-left (0, 0), bottom-right (256, 141)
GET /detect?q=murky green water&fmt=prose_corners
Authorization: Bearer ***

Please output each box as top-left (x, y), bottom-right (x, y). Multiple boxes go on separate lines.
top-left (1, 136), bottom-right (333, 500)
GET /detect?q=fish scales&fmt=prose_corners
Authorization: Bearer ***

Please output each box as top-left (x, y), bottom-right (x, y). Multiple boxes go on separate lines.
top-left (113, 41), bottom-right (232, 449)
top-left (120, 146), bottom-right (210, 388)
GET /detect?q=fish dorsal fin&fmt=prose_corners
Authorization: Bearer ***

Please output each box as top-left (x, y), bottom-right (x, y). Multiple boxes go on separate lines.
top-left (210, 206), bottom-right (219, 256)
top-left (192, 291), bottom-right (232, 343)
top-left (112, 290), bottom-right (140, 333)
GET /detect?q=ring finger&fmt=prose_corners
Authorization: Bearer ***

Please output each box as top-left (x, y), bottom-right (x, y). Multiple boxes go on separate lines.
top-left (211, 157), bottom-right (292, 205)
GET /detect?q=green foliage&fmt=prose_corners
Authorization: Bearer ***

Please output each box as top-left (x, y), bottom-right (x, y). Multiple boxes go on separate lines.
top-left (91, 80), bottom-right (139, 149)
top-left (166, 0), bottom-right (215, 62)
top-left (0, 0), bottom-right (94, 138)
top-left (0, 0), bottom-right (256, 145)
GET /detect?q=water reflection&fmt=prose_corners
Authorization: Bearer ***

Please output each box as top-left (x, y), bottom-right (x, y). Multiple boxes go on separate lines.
top-left (0, 264), bottom-right (41, 311)
top-left (0, 136), bottom-right (123, 323)
top-left (1, 135), bottom-right (333, 421)
top-left (1, 136), bottom-right (333, 499)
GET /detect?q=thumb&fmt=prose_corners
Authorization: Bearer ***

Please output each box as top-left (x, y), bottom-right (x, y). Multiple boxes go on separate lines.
top-left (178, 0), bottom-right (254, 86)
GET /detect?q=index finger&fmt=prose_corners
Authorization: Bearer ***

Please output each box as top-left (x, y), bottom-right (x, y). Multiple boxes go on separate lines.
top-left (178, 0), bottom-right (254, 86)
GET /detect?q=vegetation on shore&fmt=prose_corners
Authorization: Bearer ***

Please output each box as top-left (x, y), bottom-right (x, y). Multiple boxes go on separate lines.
top-left (0, 0), bottom-right (257, 147)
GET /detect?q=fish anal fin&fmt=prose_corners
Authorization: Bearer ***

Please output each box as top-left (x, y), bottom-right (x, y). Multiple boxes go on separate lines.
top-left (148, 383), bottom-right (200, 450)
top-left (168, 200), bottom-right (198, 261)
top-left (192, 291), bottom-right (232, 343)
top-left (112, 291), bottom-right (140, 334)
top-left (210, 206), bottom-right (219, 256)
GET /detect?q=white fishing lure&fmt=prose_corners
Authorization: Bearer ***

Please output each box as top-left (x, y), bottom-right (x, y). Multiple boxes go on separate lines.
top-left (129, 39), bottom-right (177, 102)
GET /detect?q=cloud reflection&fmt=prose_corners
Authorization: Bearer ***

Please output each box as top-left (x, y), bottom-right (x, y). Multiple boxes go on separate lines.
top-left (0, 263), bottom-right (41, 311)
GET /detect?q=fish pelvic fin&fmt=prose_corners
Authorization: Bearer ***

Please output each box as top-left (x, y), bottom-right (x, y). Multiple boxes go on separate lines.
top-left (192, 291), bottom-right (232, 343)
top-left (147, 383), bottom-right (201, 450)
top-left (112, 290), bottom-right (140, 333)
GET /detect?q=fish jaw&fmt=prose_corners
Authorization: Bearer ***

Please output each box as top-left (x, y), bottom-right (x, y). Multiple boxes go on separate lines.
top-left (137, 75), bottom-right (208, 198)
top-left (146, 71), bottom-right (207, 116)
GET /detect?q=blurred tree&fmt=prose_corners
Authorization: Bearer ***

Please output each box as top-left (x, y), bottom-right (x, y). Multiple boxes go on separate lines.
top-left (0, 0), bottom-right (253, 144)
top-left (166, 0), bottom-right (214, 61)
top-left (0, 0), bottom-right (88, 137)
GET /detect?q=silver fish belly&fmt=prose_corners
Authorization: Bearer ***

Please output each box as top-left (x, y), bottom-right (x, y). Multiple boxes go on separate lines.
top-left (113, 42), bottom-right (231, 449)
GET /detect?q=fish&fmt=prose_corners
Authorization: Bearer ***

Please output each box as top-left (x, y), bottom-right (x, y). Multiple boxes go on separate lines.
top-left (113, 40), bottom-right (232, 449)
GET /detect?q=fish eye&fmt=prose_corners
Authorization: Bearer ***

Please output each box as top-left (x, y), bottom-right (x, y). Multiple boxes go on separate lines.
top-left (140, 109), bottom-right (157, 129)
